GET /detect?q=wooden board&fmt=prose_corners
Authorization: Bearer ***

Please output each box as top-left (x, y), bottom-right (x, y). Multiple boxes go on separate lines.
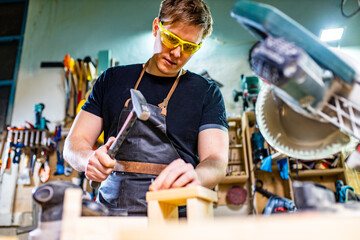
top-left (61, 188), bottom-right (147, 240)
top-left (146, 186), bottom-right (218, 206)
top-left (120, 212), bottom-right (360, 240)
top-left (59, 186), bottom-right (360, 240)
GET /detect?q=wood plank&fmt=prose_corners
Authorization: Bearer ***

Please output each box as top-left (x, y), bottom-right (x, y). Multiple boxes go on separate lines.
top-left (290, 168), bottom-right (345, 177)
top-left (147, 200), bottom-right (178, 225)
top-left (229, 144), bottom-right (243, 148)
top-left (146, 186), bottom-right (217, 205)
top-left (60, 188), bottom-right (147, 240)
top-left (220, 175), bottom-right (248, 184)
top-left (120, 213), bottom-right (360, 240)
top-left (187, 198), bottom-right (213, 224)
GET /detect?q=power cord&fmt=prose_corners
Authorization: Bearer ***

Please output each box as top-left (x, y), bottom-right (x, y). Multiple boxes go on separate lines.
top-left (341, 0), bottom-right (360, 18)
top-left (252, 165), bottom-right (258, 215)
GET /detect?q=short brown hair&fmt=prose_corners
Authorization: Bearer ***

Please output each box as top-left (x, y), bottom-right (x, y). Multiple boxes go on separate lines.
top-left (158, 0), bottom-right (213, 39)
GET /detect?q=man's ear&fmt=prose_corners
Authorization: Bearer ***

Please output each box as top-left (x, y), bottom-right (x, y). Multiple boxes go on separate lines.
top-left (153, 17), bottom-right (160, 37)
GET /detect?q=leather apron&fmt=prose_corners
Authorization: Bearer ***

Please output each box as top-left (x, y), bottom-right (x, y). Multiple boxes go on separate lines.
top-left (98, 61), bottom-right (183, 216)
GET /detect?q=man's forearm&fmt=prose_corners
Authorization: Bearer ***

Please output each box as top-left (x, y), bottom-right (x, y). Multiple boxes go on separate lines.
top-left (195, 157), bottom-right (227, 189)
top-left (63, 136), bottom-right (94, 172)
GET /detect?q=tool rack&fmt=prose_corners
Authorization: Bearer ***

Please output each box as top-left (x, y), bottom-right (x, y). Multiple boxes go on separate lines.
top-left (0, 128), bottom-right (77, 227)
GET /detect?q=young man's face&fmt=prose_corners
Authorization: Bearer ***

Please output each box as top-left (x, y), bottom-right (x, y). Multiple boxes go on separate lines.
top-left (149, 18), bottom-right (203, 77)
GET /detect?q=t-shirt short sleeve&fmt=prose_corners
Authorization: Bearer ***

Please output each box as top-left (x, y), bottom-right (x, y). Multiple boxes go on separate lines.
top-left (199, 82), bottom-right (229, 132)
top-left (81, 70), bottom-right (107, 118)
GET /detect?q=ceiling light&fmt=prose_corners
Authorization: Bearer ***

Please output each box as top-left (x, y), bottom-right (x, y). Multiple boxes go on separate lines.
top-left (320, 28), bottom-right (344, 42)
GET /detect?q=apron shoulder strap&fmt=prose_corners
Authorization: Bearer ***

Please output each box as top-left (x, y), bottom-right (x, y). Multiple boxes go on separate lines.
top-left (124, 59), bottom-right (183, 116)
top-left (124, 61), bottom-right (149, 108)
top-left (158, 68), bottom-right (182, 116)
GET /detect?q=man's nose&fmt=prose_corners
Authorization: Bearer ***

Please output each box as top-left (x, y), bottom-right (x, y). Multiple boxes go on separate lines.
top-left (170, 45), bottom-right (182, 58)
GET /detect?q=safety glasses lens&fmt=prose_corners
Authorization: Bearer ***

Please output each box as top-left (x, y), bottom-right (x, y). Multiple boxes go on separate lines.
top-left (159, 24), bottom-right (200, 54)
top-left (183, 43), bottom-right (198, 54)
top-left (160, 31), bottom-right (179, 47)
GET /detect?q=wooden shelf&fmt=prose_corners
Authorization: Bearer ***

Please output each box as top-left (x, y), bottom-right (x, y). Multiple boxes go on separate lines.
top-left (229, 144), bottom-right (243, 149)
top-left (216, 116), bottom-right (250, 208)
top-left (220, 175), bottom-right (248, 184)
top-left (290, 168), bottom-right (345, 178)
top-left (227, 161), bottom-right (242, 165)
top-left (227, 117), bottom-right (242, 122)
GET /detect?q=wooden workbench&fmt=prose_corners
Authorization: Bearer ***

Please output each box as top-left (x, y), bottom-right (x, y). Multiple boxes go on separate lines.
top-left (60, 187), bottom-right (360, 240)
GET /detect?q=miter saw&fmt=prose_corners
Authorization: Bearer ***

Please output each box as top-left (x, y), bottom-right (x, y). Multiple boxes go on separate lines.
top-left (231, 1), bottom-right (360, 165)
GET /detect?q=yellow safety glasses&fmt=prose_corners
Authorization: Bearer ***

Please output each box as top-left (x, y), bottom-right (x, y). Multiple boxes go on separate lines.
top-left (159, 21), bottom-right (202, 55)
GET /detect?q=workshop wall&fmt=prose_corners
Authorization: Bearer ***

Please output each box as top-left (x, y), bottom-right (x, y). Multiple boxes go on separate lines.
top-left (11, 0), bottom-right (253, 130)
top-left (11, 0), bottom-right (360, 131)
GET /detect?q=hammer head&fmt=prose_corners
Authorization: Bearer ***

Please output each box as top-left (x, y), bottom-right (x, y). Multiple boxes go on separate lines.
top-left (130, 89), bottom-right (150, 121)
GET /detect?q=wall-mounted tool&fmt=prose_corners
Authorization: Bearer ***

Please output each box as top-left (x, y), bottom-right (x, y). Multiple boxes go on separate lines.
top-left (17, 130), bottom-right (31, 185)
top-left (233, 75), bottom-right (260, 111)
top-left (34, 103), bottom-right (48, 130)
top-left (54, 147), bottom-right (65, 176)
top-left (335, 180), bottom-right (360, 203)
top-left (53, 126), bottom-right (65, 176)
top-left (0, 128), bottom-right (8, 171)
top-left (11, 130), bottom-right (25, 222)
top-left (4, 128), bottom-right (15, 171)
top-left (227, 186), bottom-right (247, 205)
top-left (90, 89), bottom-right (151, 189)
top-left (39, 151), bottom-right (50, 183)
top-left (255, 180), bottom-right (296, 215)
top-left (251, 125), bottom-right (269, 165)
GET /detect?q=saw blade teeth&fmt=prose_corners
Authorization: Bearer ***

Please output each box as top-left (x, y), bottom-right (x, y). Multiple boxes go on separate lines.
top-left (309, 150), bottom-right (315, 157)
top-left (285, 146), bottom-right (291, 154)
top-left (254, 83), bottom-right (350, 160)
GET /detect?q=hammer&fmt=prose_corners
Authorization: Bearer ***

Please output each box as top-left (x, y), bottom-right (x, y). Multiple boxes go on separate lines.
top-left (90, 89), bottom-right (150, 188)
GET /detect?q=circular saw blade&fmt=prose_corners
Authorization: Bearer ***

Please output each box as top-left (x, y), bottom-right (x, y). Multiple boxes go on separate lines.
top-left (255, 84), bottom-right (350, 160)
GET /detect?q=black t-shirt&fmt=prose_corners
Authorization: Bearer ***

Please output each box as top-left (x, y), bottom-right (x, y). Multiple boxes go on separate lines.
top-left (82, 63), bottom-right (228, 166)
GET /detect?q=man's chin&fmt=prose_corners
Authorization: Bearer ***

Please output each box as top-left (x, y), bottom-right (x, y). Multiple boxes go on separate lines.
top-left (159, 60), bottom-right (179, 75)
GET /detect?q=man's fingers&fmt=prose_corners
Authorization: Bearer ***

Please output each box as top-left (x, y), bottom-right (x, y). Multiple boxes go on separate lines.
top-left (161, 162), bottom-right (194, 189)
top-left (105, 136), bottom-right (116, 150)
top-left (84, 137), bottom-right (118, 183)
top-left (85, 148), bottom-right (115, 182)
top-left (85, 160), bottom-right (112, 182)
top-left (95, 146), bottom-right (116, 168)
top-left (85, 166), bottom-right (110, 182)
top-left (149, 159), bottom-right (182, 191)
top-left (149, 159), bottom-right (196, 191)
top-left (169, 170), bottom-right (200, 189)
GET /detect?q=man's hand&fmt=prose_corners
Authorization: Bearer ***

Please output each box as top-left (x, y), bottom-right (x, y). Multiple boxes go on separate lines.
top-left (85, 137), bottom-right (116, 182)
top-left (149, 158), bottom-right (201, 191)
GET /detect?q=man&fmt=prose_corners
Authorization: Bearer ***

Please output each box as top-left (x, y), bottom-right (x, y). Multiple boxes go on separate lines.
top-left (64, 0), bottom-right (229, 216)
